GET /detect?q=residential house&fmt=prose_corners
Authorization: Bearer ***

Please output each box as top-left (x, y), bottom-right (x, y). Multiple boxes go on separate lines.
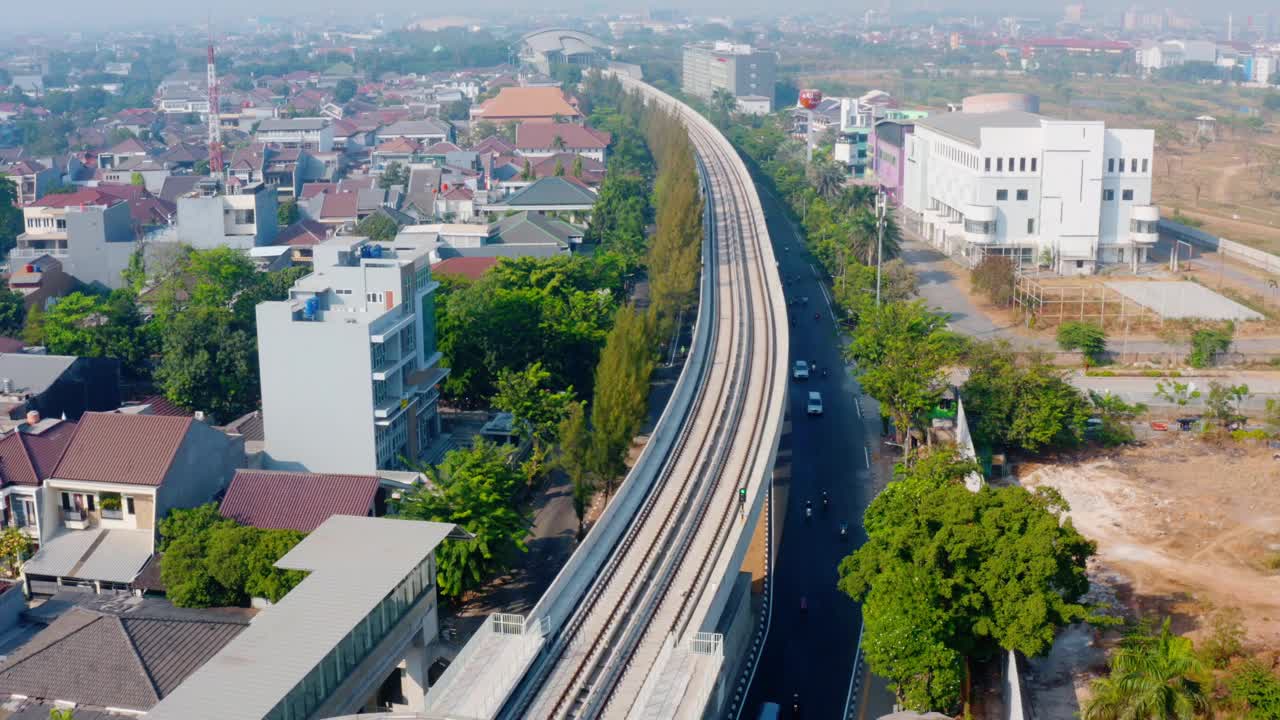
top-left (479, 176), bottom-right (596, 222)
top-left (256, 237), bottom-right (448, 474)
top-left (96, 137), bottom-right (152, 170)
top-left (0, 415), bottom-right (77, 542)
top-left (254, 118), bottom-right (334, 152)
top-left (399, 210), bottom-right (581, 261)
top-left (0, 597), bottom-right (249, 715)
top-left (22, 412), bottom-right (246, 594)
top-left (10, 189), bottom-right (137, 290)
top-left (436, 185), bottom-right (476, 221)
top-left (0, 159), bottom-right (59, 205)
top-left (379, 118), bottom-right (453, 146)
top-left (218, 469), bottom-right (382, 532)
top-left (373, 137), bottom-right (424, 170)
top-left (174, 180), bottom-right (279, 250)
top-left (529, 152), bottom-right (605, 185)
top-left (515, 123), bottom-right (610, 163)
top-left (7, 254), bottom-right (76, 308)
top-left (469, 86), bottom-right (583, 125)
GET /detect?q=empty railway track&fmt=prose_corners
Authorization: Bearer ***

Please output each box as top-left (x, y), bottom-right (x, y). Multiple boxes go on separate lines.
top-left (498, 78), bottom-right (787, 720)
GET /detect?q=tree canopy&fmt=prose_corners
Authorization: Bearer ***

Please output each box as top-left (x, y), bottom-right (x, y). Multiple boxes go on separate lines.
top-left (961, 341), bottom-right (1091, 453)
top-left (839, 447), bottom-right (1097, 711)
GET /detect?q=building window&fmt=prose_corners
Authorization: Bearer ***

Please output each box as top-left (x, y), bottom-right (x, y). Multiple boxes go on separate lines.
top-left (1122, 189), bottom-right (1134, 200)
top-left (1118, 158), bottom-right (1125, 173)
top-left (1076, 260), bottom-right (1084, 269)
top-left (1131, 219), bottom-right (1158, 234)
top-left (984, 157), bottom-right (991, 171)
top-left (233, 209), bottom-right (255, 225)
top-left (996, 158), bottom-right (1003, 172)
top-left (964, 219), bottom-right (995, 235)
top-left (366, 292), bottom-right (384, 303)
top-left (1027, 218), bottom-right (1036, 233)
top-left (1131, 158), bottom-right (1138, 172)
top-left (86, 495), bottom-right (95, 512)
top-left (1031, 158), bottom-right (1037, 172)
top-left (1108, 158), bottom-right (1115, 173)
top-left (1141, 158), bottom-right (1149, 173)
top-left (126, 496), bottom-right (135, 515)
top-left (1103, 189), bottom-right (1115, 201)
top-left (996, 189), bottom-right (1009, 201)
top-left (1019, 158), bottom-right (1026, 172)
top-left (1016, 189), bottom-right (1029, 201)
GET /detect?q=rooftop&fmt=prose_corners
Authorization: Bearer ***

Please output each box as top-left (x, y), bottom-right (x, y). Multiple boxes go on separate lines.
top-left (256, 117), bottom-right (330, 132)
top-left (515, 122), bottom-right (610, 150)
top-left (915, 110), bottom-right (1046, 146)
top-left (474, 87), bottom-right (581, 120)
top-left (489, 176), bottom-right (597, 209)
top-left (146, 516), bottom-right (455, 720)
top-left (219, 469), bottom-right (380, 533)
top-left (51, 412), bottom-right (193, 487)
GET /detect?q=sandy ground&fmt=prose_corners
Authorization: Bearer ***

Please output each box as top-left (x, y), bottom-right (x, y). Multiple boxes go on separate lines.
top-left (1021, 437), bottom-right (1280, 647)
top-left (1015, 437), bottom-right (1280, 720)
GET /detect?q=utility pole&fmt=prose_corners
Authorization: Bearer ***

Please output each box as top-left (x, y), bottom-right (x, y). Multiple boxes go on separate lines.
top-left (875, 189), bottom-right (887, 307)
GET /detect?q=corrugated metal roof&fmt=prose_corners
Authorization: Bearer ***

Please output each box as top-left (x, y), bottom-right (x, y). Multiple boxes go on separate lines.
top-left (147, 516), bottom-right (455, 720)
top-left (0, 419), bottom-right (76, 487)
top-left (23, 529), bottom-right (153, 584)
top-left (51, 412), bottom-right (192, 486)
top-left (219, 470), bottom-right (379, 533)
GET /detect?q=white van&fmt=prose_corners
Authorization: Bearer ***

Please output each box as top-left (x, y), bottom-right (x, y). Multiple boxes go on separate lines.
top-left (807, 391), bottom-right (823, 416)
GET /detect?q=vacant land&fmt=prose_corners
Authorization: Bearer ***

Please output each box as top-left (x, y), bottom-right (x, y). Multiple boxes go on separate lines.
top-left (1021, 436), bottom-right (1280, 649)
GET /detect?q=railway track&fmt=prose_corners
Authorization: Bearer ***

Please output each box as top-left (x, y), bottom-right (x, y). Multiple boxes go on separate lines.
top-left (501, 79), bottom-right (784, 720)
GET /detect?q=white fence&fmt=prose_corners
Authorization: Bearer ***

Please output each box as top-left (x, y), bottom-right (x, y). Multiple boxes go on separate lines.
top-left (1160, 218), bottom-right (1280, 275)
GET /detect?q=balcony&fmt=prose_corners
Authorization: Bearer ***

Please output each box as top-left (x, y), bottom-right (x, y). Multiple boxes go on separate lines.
top-left (963, 205), bottom-right (997, 245)
top-left (102, 508), bottom-right (124, 521)
top-left (62, 509), bottom-right (90, 530)
top-left (1130, 206), bottom-right (1159, 245)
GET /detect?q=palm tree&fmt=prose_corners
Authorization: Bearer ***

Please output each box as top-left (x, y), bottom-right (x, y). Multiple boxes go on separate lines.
top-left (551, 134), bottom-right (567, 151)
top-left (808, 160), bottom-right (846, 200)
top-left (1082, 619), bottom-right (1212, 720)
top-left (847, 208), bottom-right (903, 266)
top-left (709, 88), bottom-right (737, 128)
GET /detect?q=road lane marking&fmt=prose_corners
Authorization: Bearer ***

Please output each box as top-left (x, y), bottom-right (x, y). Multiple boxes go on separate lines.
top-left (809, 264), bottom-right (837, 328)
top-left (855, 397), bottom-right (861, 418)
top-left (863, 447), bottom-right (870, 468)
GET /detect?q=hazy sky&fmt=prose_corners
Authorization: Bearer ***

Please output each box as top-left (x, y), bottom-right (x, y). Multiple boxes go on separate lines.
top-left (1, 0), bottom-right (1263, 33)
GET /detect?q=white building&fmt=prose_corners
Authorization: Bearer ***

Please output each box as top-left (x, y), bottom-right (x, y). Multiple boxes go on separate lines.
top-left (902, 110), bottom-right (1159, 275)
top-left (254, 118), bottom-right (334, 152)
top-left (256, 237), bottom-right (448, 474)
top-left (681, 41), bottom-right (776, 109)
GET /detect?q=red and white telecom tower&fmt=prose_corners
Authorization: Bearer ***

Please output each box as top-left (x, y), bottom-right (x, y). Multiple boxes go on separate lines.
top-left (206, 28), bottom-right (224, 177)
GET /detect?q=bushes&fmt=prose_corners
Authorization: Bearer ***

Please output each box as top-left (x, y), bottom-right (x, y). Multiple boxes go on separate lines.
top-left (1190, 323), bottom-right (1235, 368)
top-left (971, 255), bottom-right (1016, 306)
top-left (159, 504), bottom-right (306, 608)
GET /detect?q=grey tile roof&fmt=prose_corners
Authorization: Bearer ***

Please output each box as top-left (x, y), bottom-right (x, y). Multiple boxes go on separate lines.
top-left (0, 607), bottom-right (247, 711)
top-left (915, 110), bottom-right (1044, 146)
top-left (0, 354), bottom-right (77, 396)
top-left (492, 176), bottom-right (596, 208)
top-left (256, 118), bottom-right (329, 132)
top-left (491, 211), bottom-right (582, 247)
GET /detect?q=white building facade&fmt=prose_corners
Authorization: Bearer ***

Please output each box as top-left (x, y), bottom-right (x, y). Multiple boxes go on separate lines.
top-left (256, 238), bottom-right (448, 474)
top-left (902, 111), bottom-right (1158, 275)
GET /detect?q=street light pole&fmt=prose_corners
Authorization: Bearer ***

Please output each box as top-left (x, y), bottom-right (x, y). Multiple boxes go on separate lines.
top-left (875, 189), bottom-right (887, 307)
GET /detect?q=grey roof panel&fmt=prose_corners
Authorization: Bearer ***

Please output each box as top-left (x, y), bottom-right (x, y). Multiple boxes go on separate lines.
top-left (0, 354), bottom-right (77, 396)
top-left (493, 176), bottom-right (597, 207)
top-left (915, 110), bottom-right (1044, 146)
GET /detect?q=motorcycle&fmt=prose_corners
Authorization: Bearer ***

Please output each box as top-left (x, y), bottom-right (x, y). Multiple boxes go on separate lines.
top-left (814, 311), bottom-right (821, 321)
top-left (822, 492), bottom-right (829, 511)
top-left (840, 522), bottom-right (849, 540)
top-left (804, 501), bottom-right (813, 520)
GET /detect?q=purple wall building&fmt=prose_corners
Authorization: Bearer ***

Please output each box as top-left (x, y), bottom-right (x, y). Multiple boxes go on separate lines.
top-left (870, 120), bottom-right (914, 205)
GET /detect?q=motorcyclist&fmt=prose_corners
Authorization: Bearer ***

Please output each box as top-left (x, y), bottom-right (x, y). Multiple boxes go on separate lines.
top-left (840, 521), bottom-right (849, 539)
top-left (793, 692), bottom-right (802, 717)
top-left (814, 311), bottom-right (821, 321)
top-left (804, 500), bottom-right (812, 519)
top-left (822, 491), bottom-right (829, 510)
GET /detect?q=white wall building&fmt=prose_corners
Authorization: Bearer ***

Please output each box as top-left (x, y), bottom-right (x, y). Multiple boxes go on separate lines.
top-left (256, 237), bottom-right (448, 474)
top-left (902, 110), bottom-right (1158, 275)
top-left (254, 118), bottom-right (334, 152)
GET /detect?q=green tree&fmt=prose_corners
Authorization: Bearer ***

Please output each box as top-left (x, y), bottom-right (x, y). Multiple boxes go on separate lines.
top-left (39, 291), bottom-right (153, 379)
top-left (49, 708), bottom-right (76, 720)
top-left (1057, 321), bottom-right (1108, 367)
top-left (558, 400), bottom-right (595, 538)
top-left (807, 159), bottom-right (846, 201)
top-left (552, 157), bottom-right (566, 177)
top-left (472, 120), bottom-right (499, 141)
top-left (333, 77), bottom-right (357, 103)
top-left (1198, 606), bottom-right (1245, 670)
top-left (709, 87), bottom-right (737, 128)
top-left (0, 291), bottom-right (26, 337)
top-left (962, 342), bottom-right (1090, 453)
top-left (378, 161), bottom-right (407, 189)
top-left (1227, 661), bottom-right (1280, 720)
top-left (1205, 381), bottom-right (1251, 427)
top-left (1155, 378), bottom-right (1202, 408)
top-left (277, 199), bottom-right (300, 226)
top-left (847, 300), bottom-right (956, 455)
top-left (839, 447), bottom-right (1097, 711)
top-left (0, 526), bottom-right (32, 577)
top-left (1088, 391), bottom-right (1147, 446)
top-left (590, 304), bottom-right (653, 495)
top-left (243, 528), bottom-right (307, 602)
top-left (1082, 619), bottom-right (1212, 720)
top-left (392, 441), bottom-right (530, 598)
top-left (356, 213), bottom-right (400, 242)
top-left (130, 172), bottom-right (145, 186)
top-left (971, 255), bottom-right (1017, 306)
top-left (571, 155), bottom-right (584, 178)
top-left (491, 362), bottom-right (575, 442)
top-left (0, 176), bottom-right (22, 255)
top-left (520, 158), bottom-right (534, 181)
top-left (154, 307), bottom-right (259, 422)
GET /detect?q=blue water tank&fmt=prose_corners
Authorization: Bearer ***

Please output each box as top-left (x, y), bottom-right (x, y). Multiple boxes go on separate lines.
top-left (370, 244), bottom-right (383, 259)
top-left (359, 245), bottom-right (372, 259)
top-left (303, 297), bottom-right (318, 320)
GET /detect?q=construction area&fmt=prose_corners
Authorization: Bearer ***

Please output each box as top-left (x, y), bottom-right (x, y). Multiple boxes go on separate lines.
top-left (1015, 433), bottom-right (1280, 720)
top-left (1012, 273), bottom-right (1266, 329)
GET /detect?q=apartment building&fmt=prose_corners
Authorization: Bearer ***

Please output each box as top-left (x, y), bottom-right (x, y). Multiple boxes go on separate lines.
top-left (256, 238), bottom-right (449, 474)
top-left (902, 110), bottom-right (1158, 274)
top-left (11, 189), bottom-right (136, 289)
top-left (681, 42), bottom-right (776, 109)
top-left (0, 159), bottom-right (59, 205)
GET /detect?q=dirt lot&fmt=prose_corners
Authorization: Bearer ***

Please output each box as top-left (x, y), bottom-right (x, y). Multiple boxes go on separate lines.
top-left (1020, 436), bottom-right (1280, 649)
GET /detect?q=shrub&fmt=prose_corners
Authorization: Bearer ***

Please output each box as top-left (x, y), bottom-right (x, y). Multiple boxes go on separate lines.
top-left (971, 255), bottom-right (1017, 306)
top-left (1227, 661), bottom-right (1280, 720)
top-left (1189, 323), bottom-right (1234, 368)
top-left (1057, 321), bottom-right (1108, 367)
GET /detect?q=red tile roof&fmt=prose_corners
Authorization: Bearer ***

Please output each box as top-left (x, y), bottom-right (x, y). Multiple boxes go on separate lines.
top-left (278, 218), bottom-right (332, 246)
top-left (319, 191), bottom-right (359, 220)
top-left (300, 182), bottom-right (334, 200)
top-left (474, 87), bottom-right (581, 121)
top-left (374, 137), bottom-right (421, 154)
top-left (51, 412), bottom-right (193, 487)
top-left (133, 395), bottom-right (193, 418)
top-left (0, 420), bottom-right (77, 487)
top-left (515, 123), bottom-right (610, 151)
top-left (28, 189), bottom-right (117, 209)
top-left (423, 141), bottom-right (461, 155)
top-left (218, 470), bottom-right (379, 532)
top-left (432, 256), bottom-right (499, 281)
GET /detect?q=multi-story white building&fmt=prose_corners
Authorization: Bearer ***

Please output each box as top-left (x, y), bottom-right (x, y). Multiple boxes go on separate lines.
top-left (681, 41), bottom-right (776, 110)
top-left (902, 110), bottom-right (1159, 274)
top-left (254, 118), bottom-right (334, 152)
top-left (256, 237), bottom-right (448, 474)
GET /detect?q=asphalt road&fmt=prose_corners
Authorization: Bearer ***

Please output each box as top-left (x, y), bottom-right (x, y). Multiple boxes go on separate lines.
top-left (741, 184), bottom-right (888, 720)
